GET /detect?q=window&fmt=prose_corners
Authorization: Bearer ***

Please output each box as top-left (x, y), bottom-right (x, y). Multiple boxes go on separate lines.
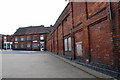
top-left (15, 37), bottom-right (18, 41)
top-left (64, 39), bottom-right (67, 51)
top-left (40, 35), bottom-right (44, 40)
top-left (4, 43), bottom-right (6, 48)
top-left (65, 18), bottom-right (67, 21)
top-left (68, 37), bottom-right (72, 51)
top-left (0, 35), bottom-right (2, 39)
top-left (7, 43), bottom-right (10, 48)
top-left (34, 36), bottom-right (37, 41)
top-left (76, 42), bottom-right (82, 56)
top-left (21, 37), bottom-right (24, 41)
top-left (15, 44), bottom-right (18, 48)
top-left (27, 43), bottom-right (30, 48)
top-left (4, 36), bottom-right (7, 42)
top-left (4, 36), bottom-right (6, 40)
top-left (27, 36), bottom-right (30, 41)
top-left (21, 44), bottom-right (24, 48)
top-left (33, 43), bottom-right (38, 47)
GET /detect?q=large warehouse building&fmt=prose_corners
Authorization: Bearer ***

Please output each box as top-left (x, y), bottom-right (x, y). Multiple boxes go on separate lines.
top-left (46, 2), bottom-right (120, 73)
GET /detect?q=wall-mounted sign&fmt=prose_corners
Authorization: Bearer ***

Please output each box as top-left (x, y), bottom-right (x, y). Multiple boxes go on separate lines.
top-left (33, 41), bottom-right (37, 42)
top-left (14, 42), bottom-right (18, 43)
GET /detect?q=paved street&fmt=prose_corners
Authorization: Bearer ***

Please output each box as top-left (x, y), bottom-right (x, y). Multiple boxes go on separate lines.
top-left (2, 50), bottom-right (95, 78)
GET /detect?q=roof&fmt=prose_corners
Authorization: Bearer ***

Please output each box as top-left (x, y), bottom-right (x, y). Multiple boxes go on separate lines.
top-left (50, 3), bottom-right (70, 34)
top-left (13, 25), bottom-right (53, 36)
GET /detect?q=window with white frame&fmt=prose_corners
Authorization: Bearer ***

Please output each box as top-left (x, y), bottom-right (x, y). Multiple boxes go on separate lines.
top-left (76, 42), bottom-right (82, 56)
top-left (40, 35), bottom-right (44, 40)
top-left (27, 43), bottom-right (30, 48)
top-left (21, 37), bottom-right (24, 41)
top-left (64, 39), bottom-right (67, 51)
top-left (68, 37), bottom-right (72, 51)
top-left (21, 44), bottom-right (24, 48)
top-left (15, 37), bottom-right (18, 41)
top-left (15, 44), bottom-right (18, 48)
top-left (33, 43), bottom-right (38, 47)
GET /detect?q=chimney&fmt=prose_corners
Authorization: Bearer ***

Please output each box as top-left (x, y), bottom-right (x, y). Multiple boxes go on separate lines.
top-left (50, 25), bottom-right (53, 27)
top-left (40, 25), bottom-right (44, 27)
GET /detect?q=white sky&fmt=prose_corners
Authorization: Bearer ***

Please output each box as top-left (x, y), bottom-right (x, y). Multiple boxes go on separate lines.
top-left (0, 0), bottom-right (68, 35)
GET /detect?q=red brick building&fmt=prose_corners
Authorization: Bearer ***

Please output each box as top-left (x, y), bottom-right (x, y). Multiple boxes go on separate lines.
top-left (2, 35), bottom-right (13, 49)
top-left (0, 34), bottom-right (2, 49)
top-left (46, 2), bottom-right (120, 73)
top-left (13, 25), bottom-right (53, 51)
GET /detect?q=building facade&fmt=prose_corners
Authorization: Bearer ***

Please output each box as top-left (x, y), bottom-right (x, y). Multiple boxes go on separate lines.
top-left (2, 35), bottom-right (13, 50)
top-left (46, 2), bottom-right (120, 73)
top-left (13, 25), bottom-right (53, 51)
top-left (0, 34), bottom-right (2, 49)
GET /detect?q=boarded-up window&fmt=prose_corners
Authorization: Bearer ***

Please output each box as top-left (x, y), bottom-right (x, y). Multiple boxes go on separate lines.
top-left (64, 39), bottom-right (67, 51)
top-left (76, 42), bottom-right (82, 56)
top-left (68, 37), bottom-right (72, 51)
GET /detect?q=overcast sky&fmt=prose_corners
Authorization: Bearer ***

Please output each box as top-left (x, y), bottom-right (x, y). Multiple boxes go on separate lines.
top-left (0, 0), bottom-right (68, 35)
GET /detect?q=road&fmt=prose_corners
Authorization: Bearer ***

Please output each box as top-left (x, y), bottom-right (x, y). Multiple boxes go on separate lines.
top-left (2, 50), bottom-right (95, 78)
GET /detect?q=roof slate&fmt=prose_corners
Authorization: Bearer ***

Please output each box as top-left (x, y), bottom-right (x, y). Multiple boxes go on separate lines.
top-left (13, 26), bottom-right (53, 35)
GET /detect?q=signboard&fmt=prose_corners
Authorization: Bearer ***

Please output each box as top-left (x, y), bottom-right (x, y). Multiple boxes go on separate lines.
top-left (14, 42), bottom-right (18, 43)
top-left (33, 41), bottom-right (37, 42)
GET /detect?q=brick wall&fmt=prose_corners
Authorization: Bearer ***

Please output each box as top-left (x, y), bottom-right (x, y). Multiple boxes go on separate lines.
top-left (58, 24), bottom-right (64, 55)
top-left (0, 35), bottom-right (2, 49)
top-left (46, 2), bottom-right (120, 72)
top-left (13, 33), bottom-right (47, 51)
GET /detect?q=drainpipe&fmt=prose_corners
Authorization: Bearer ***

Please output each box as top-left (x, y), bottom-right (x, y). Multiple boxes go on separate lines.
top-left (109, 1), bottom-right (120, 76)
top-left (62, 22), bottom-right (65, 55)
top-left (109, 0), bottom-right (112, 20)
top-left (57, 28), bottom-right (59, 54)
top-left (70, 2), bottom-right (76, 59)
top-left (87, 25), bottom-right (91, 63)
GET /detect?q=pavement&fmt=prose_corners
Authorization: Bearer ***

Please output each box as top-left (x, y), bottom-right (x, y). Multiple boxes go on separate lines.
top-left (49, 52), bottom-right (113, 79)
top-left (0, 50), bottom-right (2, 79)
top-left (1, 50), bottom-right (113, 78)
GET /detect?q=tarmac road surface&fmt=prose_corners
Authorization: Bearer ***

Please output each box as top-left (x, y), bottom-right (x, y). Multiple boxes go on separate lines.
top-left (2, 50), bottom-right (95, 78)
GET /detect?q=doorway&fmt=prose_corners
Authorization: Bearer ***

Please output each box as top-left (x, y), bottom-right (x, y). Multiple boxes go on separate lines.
top-left (40, 42), bottom-right (44, 51)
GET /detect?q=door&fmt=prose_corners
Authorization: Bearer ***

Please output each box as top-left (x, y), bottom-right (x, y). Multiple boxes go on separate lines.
top-left (40, 42), bottom-right (44, 51)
